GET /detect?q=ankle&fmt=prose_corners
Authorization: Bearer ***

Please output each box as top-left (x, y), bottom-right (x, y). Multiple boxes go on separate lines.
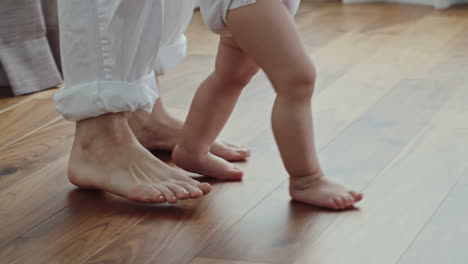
top-left (289, 170), bottom-right (324, 189)
top-left (75, 112), bottom-right (136, 150)
top-left (174, 142), bottom-right (210, 158)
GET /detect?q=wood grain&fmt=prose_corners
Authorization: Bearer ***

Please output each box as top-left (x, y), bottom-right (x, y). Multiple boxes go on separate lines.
top-left (198, 79), bottom-right (454, 263)
top-left (189, 258), bottom-right (269, 264)
top-left (83, 146), bottom-right (286, 264)
top-left (313, 15), bottom-right (467, 150)
top-left (0, 119), bottom-right (75, 247)
top-left (1, 3), bottom-right (468, 264)
top-left (0, 88), bottom-right (57, 113)
top-left (0, 120), bottom-right (74, 191)
top-left (0, 95), bottom-right (31, 113)
top-left (293, 83), bottom-right (468, 264)
top-left (397, 170), bottom-right (468, 264)
top-left (0, 96), bottom-right (60, 150)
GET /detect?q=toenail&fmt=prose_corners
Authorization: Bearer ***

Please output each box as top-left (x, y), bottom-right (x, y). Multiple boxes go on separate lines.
top-left (158, 195), bottom-right (164, 200)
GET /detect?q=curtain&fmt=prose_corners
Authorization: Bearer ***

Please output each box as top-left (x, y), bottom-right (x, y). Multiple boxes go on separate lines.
top-left (0, 0), bottom-right (62, 96)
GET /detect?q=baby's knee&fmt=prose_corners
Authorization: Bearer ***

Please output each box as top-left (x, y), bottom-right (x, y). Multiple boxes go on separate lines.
top-left (222, 63), bottom-right (259, 88)
top-left (277, 64), bottom-right (316, 100)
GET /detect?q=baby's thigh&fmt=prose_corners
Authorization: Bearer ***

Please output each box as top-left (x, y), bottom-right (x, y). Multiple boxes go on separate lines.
top-left (215, 37), bottom-right (259, 83)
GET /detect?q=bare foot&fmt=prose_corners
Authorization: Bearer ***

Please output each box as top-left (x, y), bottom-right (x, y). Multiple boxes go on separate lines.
top-left (127, 100), bottom-right (251, 161)
top-left (68, 113), bottom-right (211, 204)
top-left (289, 172), bottom-right (363, 210)
top-left (172, 145), bottom-right (244, 180)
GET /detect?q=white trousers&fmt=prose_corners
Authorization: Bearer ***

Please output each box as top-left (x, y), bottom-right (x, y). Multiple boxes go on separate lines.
top-left (55, 0), bottom-right (300, 121)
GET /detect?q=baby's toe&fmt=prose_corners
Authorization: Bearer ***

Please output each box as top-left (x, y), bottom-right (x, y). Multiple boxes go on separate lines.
top-left (349, 190), bottom-right (363, 202)
top-left (343, 195), bottom-right (355, 208)
top-left (332, 197), bottom-right (344, 210)
top-left (339, 196), bottom-right (350, 208)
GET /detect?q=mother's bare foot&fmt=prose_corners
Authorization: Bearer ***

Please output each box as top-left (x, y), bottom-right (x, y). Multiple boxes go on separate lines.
top-left (290, 172), bottom-right (363, 210)
top-left (127, 100), bottom-right (250, 161)
top-left (68, 113), bottom-right (211, 204)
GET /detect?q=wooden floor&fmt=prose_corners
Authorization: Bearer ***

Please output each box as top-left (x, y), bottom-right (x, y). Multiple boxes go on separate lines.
top-left (1, 2), bottom-right (468, 263)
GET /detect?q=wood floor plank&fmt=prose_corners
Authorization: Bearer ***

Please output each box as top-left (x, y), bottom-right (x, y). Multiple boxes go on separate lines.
top-left (293, 83), bottom-right (468, 264)
top-left (78, 13), bottom-right (435, 264)
top-left (8, 7), bottom-right (462, 264)
top-left (295, 2), bottom-right (378, 52)
top-left (82, 146), bottom-right (285, 264)
top-left (0, 119), bottom-right (74, 246)
top-left (189, 258), bottom-right (269, 264)
top-left (0, 155), bottom-right (73, 247)
top-left (162, 17), bottom-right (410, 145)
top-left (313, 15), bottom-right (467, 150)
top-left (1, 3), bottom-right (468, 264)
top-left (0, 119), bottom-right (74, 191)
top-left (397, 170), bottom-right (468, 264)
top-left (87, 25), bottom-right (458, 263)
top-left (0, 95), bottom-right (61, 149)
top-left (312, 31), bottom-right (394, 93)
top-left (0, 95), bottom-right (32, 113)
top-left (214, 31), bottom-right (394, 144)
top-left (197, 79), bottom-right (454, 263)
top-left (420, 25), bottom-right (468, 82)
top-left (0, 191), bottom-right (160, 264)
top-left (0, 145), bottom-right (285, 264)
top-left (0, 88), bottom-right (57, 113)
top-left (358, 3), bottom-right (433, 33)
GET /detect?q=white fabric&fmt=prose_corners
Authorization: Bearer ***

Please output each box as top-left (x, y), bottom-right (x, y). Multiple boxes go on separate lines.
top-left (343, 0), bottom-right (467, 9)
top-left (54, 0), bottom-right (302, 121)
top-left (157, 0), bottom-right (194, 75)
top-left (54, 0), bottom-right (194, 121)
top-left (200, 0), bottom-right (301, 35)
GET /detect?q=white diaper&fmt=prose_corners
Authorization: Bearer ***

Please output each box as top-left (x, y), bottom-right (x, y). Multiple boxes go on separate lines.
top-left (200, 0), bottom-right (301, 35)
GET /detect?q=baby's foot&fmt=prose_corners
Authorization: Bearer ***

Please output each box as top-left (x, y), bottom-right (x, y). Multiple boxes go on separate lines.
top-left (172, 145), bottom-right (244, 180)
top-left (289, 172), bottom-right (363, 210)
top-left (127, 105), bottom-right (251, 161)
top-left (68, 113), bottom-right (211, 204)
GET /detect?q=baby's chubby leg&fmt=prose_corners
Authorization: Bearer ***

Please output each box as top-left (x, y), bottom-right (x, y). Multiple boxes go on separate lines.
top-left (226, 0), bottom-right (363, 209)
top-left (173, 36), bottom-right (259, 180)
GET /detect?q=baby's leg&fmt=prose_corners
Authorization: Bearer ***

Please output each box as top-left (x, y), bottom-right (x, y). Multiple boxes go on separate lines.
top-left (226, 0), bottom-right (363, 209)
top-left (173, 36), bottom-right (259, 180)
